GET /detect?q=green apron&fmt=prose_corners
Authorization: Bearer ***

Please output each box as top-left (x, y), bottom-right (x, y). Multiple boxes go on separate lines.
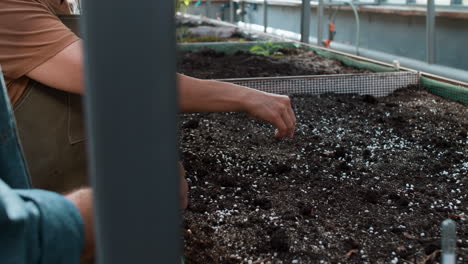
top-left (14, 82), bottom-right (88, 193)
top-left (13, 15), bottom-right (88, 194)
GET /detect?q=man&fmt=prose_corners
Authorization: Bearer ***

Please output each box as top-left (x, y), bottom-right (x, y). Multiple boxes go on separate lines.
top-left (0, 0), bottom-right (296, 262)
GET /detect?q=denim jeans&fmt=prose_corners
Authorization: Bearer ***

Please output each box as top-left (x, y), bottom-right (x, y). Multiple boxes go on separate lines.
top-left (0, 68), bottom-right (84, 264)
top-left (0, 71), bottom-right (30, 188)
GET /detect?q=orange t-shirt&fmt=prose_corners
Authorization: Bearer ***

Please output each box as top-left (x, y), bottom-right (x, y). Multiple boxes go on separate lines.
top-left (0, 0), bottom-right (79, 105)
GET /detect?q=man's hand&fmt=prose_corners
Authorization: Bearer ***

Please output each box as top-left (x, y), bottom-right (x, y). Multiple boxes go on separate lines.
top-left (242, 90), bottom-right (296, 138)
top-left (177, 74), bottom-right (296, 138)
top-left (179, 162), bottom-right (189, 209)
top-left (65, 188), bottom-right (94, 263)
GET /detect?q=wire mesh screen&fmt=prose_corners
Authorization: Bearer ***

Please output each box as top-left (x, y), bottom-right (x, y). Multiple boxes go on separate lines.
top-left (218, 72), bottom-right (420, 97)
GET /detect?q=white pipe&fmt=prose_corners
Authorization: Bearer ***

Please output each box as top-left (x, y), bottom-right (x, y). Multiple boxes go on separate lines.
top-left (329, 41), bottom-right (468, 84)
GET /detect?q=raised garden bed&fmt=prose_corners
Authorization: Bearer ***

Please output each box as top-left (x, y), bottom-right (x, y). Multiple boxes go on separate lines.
top-left (176, 17), bottom-right (257, 43)
top-left (177, 26), bottom-right (253, 43)
top-left (177, 48), bottom-right (371, 78)
top-left (178, 44), bottom-right (467, 264)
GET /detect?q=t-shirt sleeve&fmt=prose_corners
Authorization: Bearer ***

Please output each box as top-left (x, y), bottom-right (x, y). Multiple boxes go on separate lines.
top-left (0, 180), bottom-right (84, 264)
top-left (0, 0), bottom-right (80, 80)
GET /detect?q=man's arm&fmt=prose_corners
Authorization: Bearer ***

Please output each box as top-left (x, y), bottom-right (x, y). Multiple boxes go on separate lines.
top-left (26, 40), bottom-right (84, 95)
top-left (63, 170), bottom-right (187, 263)
top-left (177, 74), bottom-right (296, 137)
top-left (26, 41), bottom-right (296, 137)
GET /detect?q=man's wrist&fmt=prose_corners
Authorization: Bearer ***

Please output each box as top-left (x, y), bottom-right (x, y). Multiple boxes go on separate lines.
top-left (223, 81), bottom-right (258, 113)
top-left (66, 188), bottom-right (94, 262)
top-left (202, 79), bottom-right (252, 112)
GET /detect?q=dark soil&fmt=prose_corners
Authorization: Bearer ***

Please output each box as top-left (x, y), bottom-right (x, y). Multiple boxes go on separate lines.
top-left (177, 48), bottom-right (371, 79)
top-left (176, 20), bottom-right (214, 28)
top-left (180, 87), bottom-right (467, 263)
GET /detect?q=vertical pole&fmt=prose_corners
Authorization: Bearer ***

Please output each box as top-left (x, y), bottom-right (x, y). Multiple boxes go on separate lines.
top-left (441, 219), bottom-right (457, 264)
top-left (300, 0), bottom-right (311, 43)
top-left (426, 0), bottom-right (435, 64)
top-left (317, 0), bottom-right (324, 46)
top-left (241, 1), bottom-right (245, 23)
top-left (81, 0), bottom-right (179, 263)
top-left (264, 0), bottom-right (268, 33)
top-left (207, 0), bottom-right (212, 18)
top-left (229, 0), bottom-right (234, 23)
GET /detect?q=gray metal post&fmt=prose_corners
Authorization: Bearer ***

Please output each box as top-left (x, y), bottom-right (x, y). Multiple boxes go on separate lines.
top-left (441, 219), bottom-right (457, 264)
top-left (241, 1), bottom-right (245, 23)
top-left (229, 0), bottom-right (234, 23)
top-left (317, 0), bottom-right (324, 46)
top-left (81, 0), bottom-right (179, 263)
top-left (300, 0), bottom-right (311, 43)
top-left (426, 0), bottom-right (436, 64)
top-left (207, 0), bottom-right (213, 18)
top-left (264, 0), bottom-right (268, 33)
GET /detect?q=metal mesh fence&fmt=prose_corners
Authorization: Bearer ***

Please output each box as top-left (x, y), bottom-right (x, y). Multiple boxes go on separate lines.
top-left (218, 72), bottom-right (420, 97)
top-left (179, 41), bottom-right (467, 103)
top-left (421, 77), bottom-right (468, 104)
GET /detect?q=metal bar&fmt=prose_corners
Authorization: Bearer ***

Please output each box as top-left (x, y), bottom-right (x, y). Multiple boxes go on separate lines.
top-left (426, 0), bottom-right (436, 64)
top-left (81, 0), bottom-right (179, 263)
top-left (241, 1), bottom-right (245, 23)
top-left (207, 0), bottom-right (213, 18)
top-left (217, 72), bottom-right (420, 97)
top-left (264, 0), bottom-right (268, 33)
top-left (230, 0), bottom-right (234, 23)
top-left (300, 0), bottom-right (311, 43)
top-left (317, 0), bottom-right (324, 46)
top-left (441, 219), bottom-right (457, 264)
top-left (345, 1), bottom-right (360, 55)
top-left (217, 72), bottom-right (419, 82)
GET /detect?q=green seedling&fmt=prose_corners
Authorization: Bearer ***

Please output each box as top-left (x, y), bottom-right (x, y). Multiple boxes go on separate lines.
top-left (249, 41), bottom-right (284, 58)
top-left (176, 0), bottom-right (191, 11)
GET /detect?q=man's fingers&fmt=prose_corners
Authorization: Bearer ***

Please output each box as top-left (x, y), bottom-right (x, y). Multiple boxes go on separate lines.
top-left (180, 175), bottom-right (188, 209)
top-left (281, 108), bottom-right (294, 138)
top-left (277, 97), bottom-right (295, 138)
top-left (272, 113), bottom-right (288, 138)
top-left (286, 100), bottom-right (296, 137)
top-left (179, 162), bottom-right (188, 209)
top-left (245, 91), bottom-right (296, 138)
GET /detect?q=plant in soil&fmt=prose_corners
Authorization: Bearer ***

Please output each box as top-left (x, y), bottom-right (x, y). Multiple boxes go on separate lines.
top-left (249, 42), bottom-right (285, 58)
top-left (176, 0), bottom-right (191, 11)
